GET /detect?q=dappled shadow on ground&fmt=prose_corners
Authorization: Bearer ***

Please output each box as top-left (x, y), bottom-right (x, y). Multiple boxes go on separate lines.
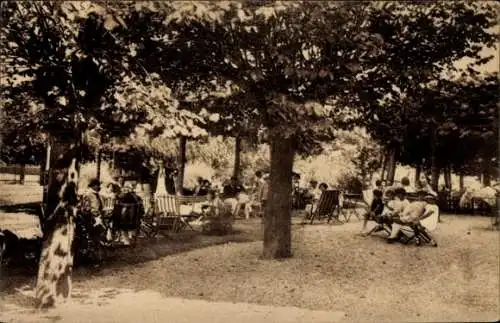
top-left (0, 219), bottom-right (263, 299)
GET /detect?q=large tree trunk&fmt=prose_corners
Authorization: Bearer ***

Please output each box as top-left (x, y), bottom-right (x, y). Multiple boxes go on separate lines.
top-left (176, 136), bottom-right (187, 196)
top-left (19, 163), bottom-right (26, 185)
top-left (233, 135), bottom-right (242, 179)
top-left (386, 148), bottom-right (396, 186)
top-left (262, 134), bottom-right (295, 259)
top-left (36, 135), bottom-right (80, 309)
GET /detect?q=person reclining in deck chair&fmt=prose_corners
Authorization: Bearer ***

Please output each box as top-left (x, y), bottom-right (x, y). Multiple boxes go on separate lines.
top-left (222, 176), bottom-right (251, 218)
top-left (361, 187), bottom-right (406, 236)
top-left (373, 187), bottom-right (410, 234)
top-left (304, 181), bottom-right (327, 215)
top-left (361, 188), bottom-right (385, 235)
top-left (386, 191), bottom-right (438, 246)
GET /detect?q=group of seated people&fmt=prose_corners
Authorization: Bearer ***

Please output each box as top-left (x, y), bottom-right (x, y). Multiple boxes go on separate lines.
top-left (360, 177), bottom-right (439, 246)
top-left (81, 177), bottom-right (146, 247)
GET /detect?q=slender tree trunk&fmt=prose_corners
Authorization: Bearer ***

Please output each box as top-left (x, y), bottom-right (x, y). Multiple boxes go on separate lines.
top-left (431, 164), bottom-right (441, 192)
top-left (262, 134), bottom-right (295, 259)
top-left (233, 135), bottom-right (242, 179)
top-left (459, 171), bottom-right (464, 190)
top-left (415, 163), bottom-right (422, 185)
top-left (36, 134), bottom-right (80, 309)
top-left (176, 136), bottom-right (187, 196)
top-left (380, 151), bottom-right (387, 182)
top-left (96, 148), bottom-right (102, 182)
top-left (19, 163), bottom-right (26, 185)
top-left (482, 160), bottom-right (491, 187)
top-left (444, 165), bottom-right (452, 191)
top-left (430, 130), bottom-right (440, 192)
top-left (386, 148), bottom-right (396, 186)
top-left (111, 150), bottom-right (115, 170)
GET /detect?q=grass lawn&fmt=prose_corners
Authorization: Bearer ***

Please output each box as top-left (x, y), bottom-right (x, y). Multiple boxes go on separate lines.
top-left (1, 213), bottom-right (499, 322)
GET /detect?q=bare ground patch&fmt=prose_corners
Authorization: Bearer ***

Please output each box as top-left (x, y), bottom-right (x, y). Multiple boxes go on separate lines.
top-left (1, 215), bottom-right (499, 322)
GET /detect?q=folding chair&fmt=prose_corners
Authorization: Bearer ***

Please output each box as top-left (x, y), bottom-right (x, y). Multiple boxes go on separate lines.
top-left (306, 190), bottom-right (343, 225)
top-left (101, 195), bottom-right (115, 217)
top-left (396, 204), bottom-right (439, 247)
top-left (340, 192), bottom-right (364, 222)
top-left (153, 194), bottom-right (207, 234)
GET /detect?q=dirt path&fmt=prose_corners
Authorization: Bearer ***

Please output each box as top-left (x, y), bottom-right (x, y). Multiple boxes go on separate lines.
top-left (1, 287), bottom-right (346, 323)
top-left (1, 215), bottom-right (499, 322)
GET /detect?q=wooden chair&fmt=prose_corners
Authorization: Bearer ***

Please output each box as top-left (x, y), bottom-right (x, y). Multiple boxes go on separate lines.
top-left (153, 194), bottom-right (208, 234)
top-left (306, 190), bottom-right (343, 225)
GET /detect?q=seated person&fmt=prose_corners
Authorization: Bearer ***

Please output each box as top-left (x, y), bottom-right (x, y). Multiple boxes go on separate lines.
top-left (416, 176), bottom-right (437, 197)
top-left (222, 176), bottom-right (245, 199)
top-left (362, 188), bottom-right (406, 236)
top-left (401, 177), bottom-right (416, 194)
top-left (196, 190), bottom-right (233, 234)
top-left (387, 191), bottom-right (438, 245)
top-left (361, 188), bottom-right (384, 235)
top-left (79, 179), bottom-right (108, 249)
top-left (113, 182), bottom-right (145, 245)
top-left (197, 190), bottom-right (226, 220)
top-left (199, 179), bottom-right (211, 196)
top-left (251, 173), bottom-right (269, 218)
top-left (193, 177), bottom-right (207, 196)
top-left (222, 176), bottom-right (249, 217)
top-left (304, 180), bottom-right (322, 212)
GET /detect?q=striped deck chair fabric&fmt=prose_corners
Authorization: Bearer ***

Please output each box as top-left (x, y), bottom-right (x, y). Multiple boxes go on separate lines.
top-left (154, 194), bottom-right (208, 232)
top-left (308, 190), bottom-right (342, 224)
top-left (100, 194), bottom-right (115, 216)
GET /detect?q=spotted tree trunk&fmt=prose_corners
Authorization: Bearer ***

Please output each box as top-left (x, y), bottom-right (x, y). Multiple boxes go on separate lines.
top-left (262, 134), bottom-right (295, 259)
top-left (36, 136), bottom-right (80, 309)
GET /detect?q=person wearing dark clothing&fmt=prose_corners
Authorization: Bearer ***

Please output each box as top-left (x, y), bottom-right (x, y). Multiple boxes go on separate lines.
top-left (112, 183), bottom-right (144, 245)
top-left (222, 177), bottom-right (245, 199)
top-left (361, 189), bottom-right (385, 234)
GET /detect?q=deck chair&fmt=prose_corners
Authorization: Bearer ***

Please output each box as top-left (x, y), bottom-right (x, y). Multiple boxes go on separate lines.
top-left (153, 194), bottom-right (207, 234)
top-left (398, 204), bottom-right (439, 247)
top-left (101, 194), bottom-right (116, 217)
top-left (306, 190), bottom-right (343, 225)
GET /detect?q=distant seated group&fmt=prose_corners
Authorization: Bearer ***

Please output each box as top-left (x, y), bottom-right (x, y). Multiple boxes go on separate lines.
top-left (360, 176), bottom-right (439, 246)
